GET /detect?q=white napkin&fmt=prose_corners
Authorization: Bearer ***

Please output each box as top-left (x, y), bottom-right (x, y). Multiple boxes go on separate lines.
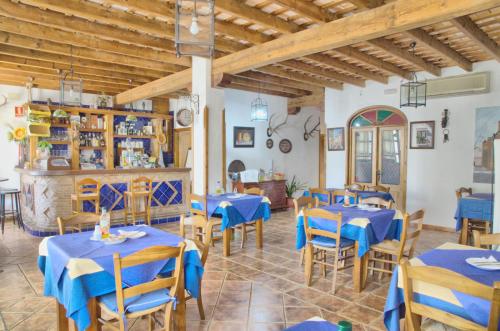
top-left (466, 255), bottom-right (500, 271)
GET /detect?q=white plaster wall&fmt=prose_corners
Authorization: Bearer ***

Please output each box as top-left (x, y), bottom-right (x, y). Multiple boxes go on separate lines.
top-left (224, 88), bottom-right (320, 192)
top-left (325, 60), bottom-right (500, 228)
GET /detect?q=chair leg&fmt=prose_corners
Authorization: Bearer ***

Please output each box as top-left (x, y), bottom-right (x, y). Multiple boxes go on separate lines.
top-left (164, 302), bottom-right (173, 331)
top-left (240, 224), bottom-right (247, 249)
top-left (299, 248), bottom-right (305, 266)
top-left (321, 250), bottom-right (327, 278)
top-left (131, 196), bottom-right (137, 225)
top-left (197, 293), bottom-right (205, 320)
top-left (123, 195), bottom-right (128, 225)
top-left (332, 248), bottom-right (340, 294)
top-left (10, 194), bottom-right (15, 226)
top-left (15, 193), bottom-right (23, 230)
top-left (1, 194), bottom-right (5, 234)
top-left (179, 215), bottom-right (186, 238)
top-left (304, 244), bottom-right (314, 286)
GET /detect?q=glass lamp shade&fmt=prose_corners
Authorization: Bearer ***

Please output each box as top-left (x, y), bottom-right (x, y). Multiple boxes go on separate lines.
top-left (60, 79), bottom-right (83, 106)
top-left (175, 0), bottom-right (215, 58)
top-left (251, 97), bottom-right (269, 121)
top-left (400, 74), bottom-right (427, 108)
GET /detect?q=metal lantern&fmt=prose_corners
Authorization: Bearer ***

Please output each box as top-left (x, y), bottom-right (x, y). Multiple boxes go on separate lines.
top-left (175, 0), bottom-right (215, 58)
top-left (250, 96), bottom-right (269, 122)
top-left (60, 77), bottom-right (83, 107)
top-left (400, 72), bottom-right (427, 108)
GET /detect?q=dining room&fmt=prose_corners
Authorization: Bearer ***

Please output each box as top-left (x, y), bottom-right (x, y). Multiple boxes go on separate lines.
top-left (0, 0), bottom-right (500, 331)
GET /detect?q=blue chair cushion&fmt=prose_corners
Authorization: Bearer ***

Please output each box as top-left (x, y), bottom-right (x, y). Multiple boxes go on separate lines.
top-left (98, 288), bottom-right (175, 314)
top-left (309, 236), bottom-right (354, 248)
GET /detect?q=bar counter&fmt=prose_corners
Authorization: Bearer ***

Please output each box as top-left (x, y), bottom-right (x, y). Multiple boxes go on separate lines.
top-left (16, 167), bottom-right (190, 236)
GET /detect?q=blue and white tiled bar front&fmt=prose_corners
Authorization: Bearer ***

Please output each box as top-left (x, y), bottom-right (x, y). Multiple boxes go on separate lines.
top-left (16, 167), bottom-right (190, 236)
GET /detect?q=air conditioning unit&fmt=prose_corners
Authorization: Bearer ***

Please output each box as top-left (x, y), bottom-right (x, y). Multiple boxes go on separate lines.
top-left (427, 72), bottom-right (490, 98)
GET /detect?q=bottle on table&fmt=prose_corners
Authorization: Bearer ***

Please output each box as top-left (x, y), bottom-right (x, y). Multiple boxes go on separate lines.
top-left (338, 320), bottom-right (352, 331)
top-left (100, 207), bottom-right (111, 239)
top-left (344, 189), bottom-right (350, 206)
top-left (215, 181), bottom-right (224, 195)
top-left (93, 224), bottom-right (102, 241)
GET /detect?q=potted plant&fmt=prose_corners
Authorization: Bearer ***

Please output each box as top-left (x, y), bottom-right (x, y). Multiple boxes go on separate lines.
top-left (285, 175), bottom-right (306, 208)
top-left (36, 141), bottom-right (53, 160)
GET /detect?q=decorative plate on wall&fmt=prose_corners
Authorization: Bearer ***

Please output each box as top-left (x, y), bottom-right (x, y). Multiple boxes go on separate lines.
top-left (266, 138), bottom-right (273, 149)
top-left (279, 139), bottom-right (292, 154)
top-left (176, 108), bottom-right (193, 127)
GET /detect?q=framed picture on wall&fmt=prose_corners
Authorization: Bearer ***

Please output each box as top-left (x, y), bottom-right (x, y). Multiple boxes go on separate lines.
top-left (233, 126), bottom-right (255, 148)
top-left (327, 127), bottom-right (345, 151)
top-left (410, 121), bottom-right (435, 149)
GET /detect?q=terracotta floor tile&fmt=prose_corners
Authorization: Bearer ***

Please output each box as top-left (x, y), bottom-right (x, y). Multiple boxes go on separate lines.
top-left (339, 303), bottom-right (381, 325)
top-left (357, 294), bottom-right (387, 312)
top-left (249, 306), bottom-right (285, 323)
top-left (247, 322), bottom-right (285, 331)
top-left (284, 306), bottom-right (322, 323)
top-left (212, 305), bottom-right (249, 322)
top-left (217, 290), bottom-right (250, 306)
top-left (208, 321), bottom-right (247, 331)
top-left (11, 312), bottom-right (56, 331)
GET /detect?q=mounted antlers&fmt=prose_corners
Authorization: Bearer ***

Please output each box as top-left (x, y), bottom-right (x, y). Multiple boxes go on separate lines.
top-left (303, 115), bottom-right (320, 141)
top-left (267, 113), bottom-right (288, 137)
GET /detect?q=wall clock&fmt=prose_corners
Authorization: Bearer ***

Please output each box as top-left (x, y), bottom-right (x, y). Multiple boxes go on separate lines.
top-left (266, 138), bottom-right (273, 149)
top-left (176, 108), bottom-right (193, 127)
top-left (279, 139), bottom-right (292, 154)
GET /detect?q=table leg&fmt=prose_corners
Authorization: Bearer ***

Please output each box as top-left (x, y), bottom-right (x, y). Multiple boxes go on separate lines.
top-left (223, 228), bottom-right (231, 257)
top-left (353, 241), bottom-right (366, 293)
top-left (174, 269), bottom-right (186, 331)
top-left (256, 219), bottom-right (263, 249)
top-left (56, 300), bottom-right (69, 331)
top-left (459, 218), bottom-right (469, 245)
top-left (88, 298), bottom-right (101, 331)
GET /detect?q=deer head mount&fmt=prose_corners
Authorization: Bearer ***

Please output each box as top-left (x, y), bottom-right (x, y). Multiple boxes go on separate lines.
top-left (303, 115), bottom-right (320, 141)
top-left (267, 113), bottom-right (288, 137)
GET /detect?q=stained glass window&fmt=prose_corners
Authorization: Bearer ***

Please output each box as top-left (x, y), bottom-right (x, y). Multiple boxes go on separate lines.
top-left (351, 109), bottom-right (405, 127)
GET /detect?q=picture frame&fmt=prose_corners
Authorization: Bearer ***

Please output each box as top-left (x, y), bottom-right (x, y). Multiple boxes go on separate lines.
top-left (410, 121), bottom-right (435, 149)
top-left (233, 126), bottom-right (255, 148)
top-left (327, 127), bottom-right (345, 151)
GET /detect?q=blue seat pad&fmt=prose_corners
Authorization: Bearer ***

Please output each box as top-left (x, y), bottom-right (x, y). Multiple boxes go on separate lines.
top-left (309, 236), bottom-right (354, 248)
top-left (99, 288), bottom-right (174, 313)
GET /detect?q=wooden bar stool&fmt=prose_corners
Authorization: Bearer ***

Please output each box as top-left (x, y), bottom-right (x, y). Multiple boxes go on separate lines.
top-left (71, 178), bottom-right (101, 214)
top-left (124, 176), bottom-right (153, 225)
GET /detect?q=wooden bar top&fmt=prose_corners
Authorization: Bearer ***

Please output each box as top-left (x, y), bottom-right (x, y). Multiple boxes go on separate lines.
top-left (15, 167), bottom-right (190, 176)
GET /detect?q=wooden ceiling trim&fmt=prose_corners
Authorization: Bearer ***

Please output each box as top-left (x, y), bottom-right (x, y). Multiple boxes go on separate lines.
top-left (219, 82), bottom-right (300, 98)
top-left (257, 66), bottom-right (344, 90)
top-left (271, 0), bottom-right (338, 23)
top-left (219, 73), bottom-right (311, 96)
top-left (451, 16), bottom-right (500, 61)
top-left (237, 71), bottom-right (324, 93)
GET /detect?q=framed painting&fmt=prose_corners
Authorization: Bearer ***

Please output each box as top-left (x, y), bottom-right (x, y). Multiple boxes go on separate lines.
top-left (410, 121), bottom-right (435, 149)
top-left (233, 126), bottom-right (255, 148)
top-left (327, 127), bottom-right (345, 151)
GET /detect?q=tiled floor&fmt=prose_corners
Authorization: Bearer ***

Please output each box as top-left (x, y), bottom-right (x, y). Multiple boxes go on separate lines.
top-left (0, 210), bottom-right (457, 331)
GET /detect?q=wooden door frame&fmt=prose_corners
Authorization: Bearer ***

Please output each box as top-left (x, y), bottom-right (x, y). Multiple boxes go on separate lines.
top-left (345, 105), bottom-right (408, 210)
top-left (174, 127), bottom-right (191, 168)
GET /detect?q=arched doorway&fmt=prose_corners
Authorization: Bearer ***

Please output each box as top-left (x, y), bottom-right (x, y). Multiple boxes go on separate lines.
top-left (347, 106), bottom-right (408, 210)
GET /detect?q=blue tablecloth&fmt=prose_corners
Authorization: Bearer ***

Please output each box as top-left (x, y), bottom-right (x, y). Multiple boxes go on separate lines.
top-left (285, 318), bottom-right (338, 331)
top-left (304, 189), bottom-right (394, 205)
top-left (193, 194), bottom-right (271, 231)
top-left (384, 243), bottom-right (500, 331)
top-left (296, 204), bottom-right (402, 257)
top-left (38, 226), bottom-right (204, 331)
top-left (454, 193), bottom-right (493, 231)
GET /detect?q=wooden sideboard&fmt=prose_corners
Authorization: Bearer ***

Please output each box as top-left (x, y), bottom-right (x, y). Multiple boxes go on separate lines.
top-left (243, 179), bottom-right (287, 210)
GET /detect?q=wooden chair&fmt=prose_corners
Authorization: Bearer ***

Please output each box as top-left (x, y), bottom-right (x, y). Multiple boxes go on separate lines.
top-left (71, 178), bottom-right (100, 214)
top-left (456, 187), bottom-right (490, 245)
top-left (238, 187), bottom-right (265, 249)
top-left (401, 260), bottom-right (500, 331)
top-left (363, 210), bottom-right (424, 286)
top-left (294, 196), bottom-right (317, 265)
top-left (124, 177), bottom-right (153, 226)
top-left (56, 212), bottom-right (100, 235)
top-left (473, 230), bottom-right (500, 249)
top-left (331, 189), bottom-right (357, 205)
top-left (367, 185), bottom-right (390, 193)
top-left (345, 183), bottom-right (365, 191)
top-left (180, 193), bottom-right (222, 245)
top-left (97, 243), bottom-right (186, 331)
top-left (303, 208), bottom-right (354, 293)
top-left (309, 188), bottom-right (331, 206)
top-left (359, 196), bottom-right (393, 209)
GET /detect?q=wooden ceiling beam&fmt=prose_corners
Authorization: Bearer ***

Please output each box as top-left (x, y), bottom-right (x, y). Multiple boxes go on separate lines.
top-left (405, 28), bottom-right (473, 71)
top-left (451, 16), bottom-right (500, 62)
top-left (271, 0), bottom-right (337, 23)
top-left (280, 60), bottom-right (365, 86)
top-left (288, 93), bottom-right (325, 109)
top-left (0, 31), bottom-right (185, 73)
top-left (0, 16), bottom-right (189, 66)
top-left (257, 66), bottom-right (343, 90)
top-left (116, 0), bottom-right (500, 104)
top-left (366, 38), bottom-right (442, 76)
top-left (0, 45), bottom-right (166, 79)
top-left (219, 82), bottom-right (299, 98)
top-left (220, 74), bottom-right (311, 96)
top-left (349, 0), bottom-right (385, 10)
top-left (236, 71), bottom-right (324, 93)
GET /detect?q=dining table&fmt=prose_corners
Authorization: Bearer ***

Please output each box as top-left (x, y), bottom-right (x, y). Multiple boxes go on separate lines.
top-left (38, 225), bottom-right (204, 331)
top-left (296, 203), bottom-right (403, 292)
top-left (384, 242), bottom-right (500, 330)
top-left (193, 193), bottom-right (272, 257)
top-left (305, 188), bottom-right (394, 205)
top-left (454, 192), bottom-right (493, 244)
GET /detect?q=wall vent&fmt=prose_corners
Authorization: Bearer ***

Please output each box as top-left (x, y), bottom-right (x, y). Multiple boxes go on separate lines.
top-left (427, 71), bottom-right (490, 98)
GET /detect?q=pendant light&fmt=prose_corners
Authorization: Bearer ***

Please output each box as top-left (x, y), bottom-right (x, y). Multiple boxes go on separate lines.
top-left (60, 45), bottom-right (83, 106)
top-left (400, 42), bottom-right (427, 108)
top-left (251, 84), bottom-right (269, 122)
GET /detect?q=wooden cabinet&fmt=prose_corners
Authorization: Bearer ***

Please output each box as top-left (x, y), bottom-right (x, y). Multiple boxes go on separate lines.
top-left (243, 180), bottom-right (287, 210)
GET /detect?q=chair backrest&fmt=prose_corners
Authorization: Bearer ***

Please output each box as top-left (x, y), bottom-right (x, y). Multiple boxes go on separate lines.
top-left (131, 176), bottom-right (153, 194)
top-left (455, 187), bottom-right (472, 200)
top-left (345, 183), bottom-right (364, 191)
top-left (309, 188), bottom-right (331, 206)
top-left (473, 230), bottom-right (500, 249)
top-left (401, 260), bottom-right (500, 331)
top-left (113, 243), bottom-right (186, 317)
top-left (367, 185), bottom-right (390, 193)
top-left (244, 187), bottom-right (264, 196)
top-left (303, 208), bottom-right (342, 244)
top-left (189, 193), bottom-right (208, 218)
top-left (399, 209), bottom-right (425, 259)
top-left (191, 220), bottom-right (214, 266)
top-left (57, 212), bottom-right (101, 235)
top-left (359, 196), bottom-right (393, 209)
top-left (332, 189), bottom-right (357, 205)
top-left (76, 178), bottom-right (100, 195)
top-left (293, 196), bottom-right (316, 217)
